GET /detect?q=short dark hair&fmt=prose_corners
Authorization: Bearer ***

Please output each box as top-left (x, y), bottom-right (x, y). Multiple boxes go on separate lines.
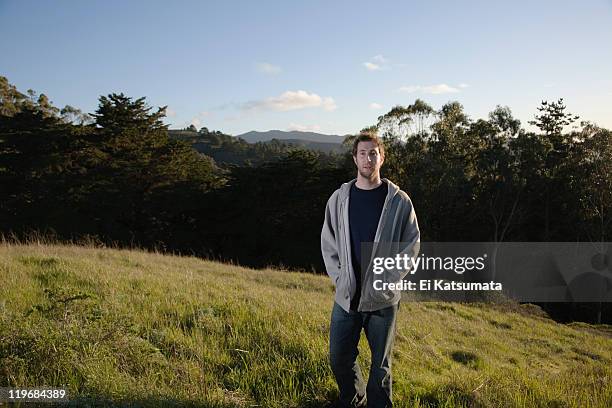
top-left (352, 132), bottom-right (385, 157)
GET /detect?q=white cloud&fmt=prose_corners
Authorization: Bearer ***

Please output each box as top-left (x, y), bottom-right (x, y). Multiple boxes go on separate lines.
top-left (242, 90), bottom-right (337, 112)
top-left (398, 85), bottom-right (420, 93)
top-left (187, 111), bottom-right (213, 128)
top-left (398, 83), bottom-right (461, 94)
top-left (165, 107), bottom-right (177, 117)
top-left (287, 123), bottom-right (322, 132)
top-left (369, 103), bottom-right (383, 110)
top-left (255, 62), bottom-right (282, 75)
top-left (363, 62), bottom-right (382, 71)
top-left (321, 96), bottom-right (337, 111)
top-left (424, 84), bottom-right (460, 94)
top-left (458, 83), bottom-right (469, 89)
top-left (364, 55), bottom-right (390, 71)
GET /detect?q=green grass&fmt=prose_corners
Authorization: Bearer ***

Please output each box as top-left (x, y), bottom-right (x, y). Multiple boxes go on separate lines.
top-left (1, 242), bottom-right (611, 407)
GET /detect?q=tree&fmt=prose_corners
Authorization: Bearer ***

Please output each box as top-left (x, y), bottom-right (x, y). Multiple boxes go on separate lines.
top-left (570, 124), bottom-right (612, 243)
top-left (563, 124), bottom-right (612, 323)
top-left (528, 98), bottom-right (579, 136)
top-left (84, 93), bottom-right (222, 244)
top-left (0, 75), bottom-right (29, 116)
top-left (471, 115), bottom-right (523, 243)
top-left (432, 101), bottom-right (470, 142)
top-left (376, 99), bottom-right (435, 141)
top-left (0, 101), bottom-right (95, 235)
top-left (488, 105), bottom-right (521, 138)
top-left (1, 76), bottom-right (91, 124)
top-left (35, 94), bottom-right (60, 119)
top-left (60, 105), bottom-right (93, 125)
top-left (93, 93), bottom-right (167, 134)
top-left (525, 99), bottom-right (579, 241)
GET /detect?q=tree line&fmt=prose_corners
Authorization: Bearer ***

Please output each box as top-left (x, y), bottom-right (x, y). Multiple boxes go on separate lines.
top-left (1, 76), bottom-right (610, 322)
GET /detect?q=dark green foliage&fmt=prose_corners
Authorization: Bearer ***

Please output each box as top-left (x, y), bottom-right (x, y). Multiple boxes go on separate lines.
top-left (197, 149), bottom-right (352, 269)
top-left (93, 93), bottom-right (167, 134)
top-left (529, 98), bottom-right (579, 136)
top-left (0, 78), bottom-right (223, 252)
top-left (1, 76), bottom-right (611, 322)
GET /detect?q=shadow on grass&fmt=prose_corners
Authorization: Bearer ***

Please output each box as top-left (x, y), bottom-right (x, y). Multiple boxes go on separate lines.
top-left (450, 350), bottom-right (483, 370)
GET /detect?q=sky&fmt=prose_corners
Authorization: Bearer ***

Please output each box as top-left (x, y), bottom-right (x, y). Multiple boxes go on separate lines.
top-left (1, 0), bottom-right (611, 136)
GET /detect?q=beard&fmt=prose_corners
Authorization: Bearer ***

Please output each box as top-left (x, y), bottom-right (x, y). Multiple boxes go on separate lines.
top-left (358, 167), bottom-right (376, 180)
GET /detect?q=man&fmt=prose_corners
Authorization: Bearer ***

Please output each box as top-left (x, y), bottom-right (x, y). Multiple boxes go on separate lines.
top-left (321, 132), bottom-right (420, 407)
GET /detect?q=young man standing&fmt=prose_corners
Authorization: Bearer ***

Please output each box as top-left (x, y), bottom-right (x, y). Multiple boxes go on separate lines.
top-left (321, 132), bottom-right (420, 407)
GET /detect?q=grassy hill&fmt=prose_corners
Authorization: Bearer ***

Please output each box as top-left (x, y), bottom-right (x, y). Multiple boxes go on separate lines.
top-left (1, 243), bottom-right (611, 407)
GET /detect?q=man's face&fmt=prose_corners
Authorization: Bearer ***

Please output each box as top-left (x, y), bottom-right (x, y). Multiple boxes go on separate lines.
top-left (353, 140), bottom-right (384, 179)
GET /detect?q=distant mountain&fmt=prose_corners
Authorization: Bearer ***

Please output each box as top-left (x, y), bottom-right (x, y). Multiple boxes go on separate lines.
top-left (168, 129), bottom-right (349, 160)
top-left (168, 129), bottom-right (347, 165)
top-left (237, 130), bottom-right (347, 144)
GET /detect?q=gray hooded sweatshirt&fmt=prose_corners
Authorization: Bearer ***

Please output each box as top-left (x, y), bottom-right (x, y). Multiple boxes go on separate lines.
top-left (321, 178), bottom-right (420, 312)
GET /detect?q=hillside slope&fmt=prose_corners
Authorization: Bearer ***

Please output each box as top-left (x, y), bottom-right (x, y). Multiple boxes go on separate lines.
top-left (237, 130), bottom-right (345, 144)
top-left (1, 243), bottom-right (611, 407)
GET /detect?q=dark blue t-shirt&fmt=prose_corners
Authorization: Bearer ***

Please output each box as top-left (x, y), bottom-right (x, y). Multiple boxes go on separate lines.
top-left (349, 180), bottom-right (387, 310)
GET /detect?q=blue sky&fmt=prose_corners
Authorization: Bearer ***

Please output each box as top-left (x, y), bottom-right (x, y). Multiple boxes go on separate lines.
top-left (1, 0), bottom-right (611, 136)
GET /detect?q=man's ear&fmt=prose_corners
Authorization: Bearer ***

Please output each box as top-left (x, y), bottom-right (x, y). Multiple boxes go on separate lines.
top-left (353, 155), bottom-right (358, 166)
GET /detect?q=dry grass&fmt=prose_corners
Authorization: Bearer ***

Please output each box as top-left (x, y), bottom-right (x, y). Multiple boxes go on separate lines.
top-left (1, 242), bottom-right (611, 407)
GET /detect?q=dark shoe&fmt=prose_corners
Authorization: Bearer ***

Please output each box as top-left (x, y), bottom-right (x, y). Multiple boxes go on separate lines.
top-left (333, 394), bottom-right (367, 408)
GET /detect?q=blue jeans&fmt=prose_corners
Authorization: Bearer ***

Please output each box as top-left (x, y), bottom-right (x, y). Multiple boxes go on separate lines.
top-left (329, 301), bottom-right (399, 408)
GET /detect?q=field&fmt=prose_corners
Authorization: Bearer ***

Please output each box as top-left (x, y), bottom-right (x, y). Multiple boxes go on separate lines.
top-left (1, 243), bottom-right (611, 407)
